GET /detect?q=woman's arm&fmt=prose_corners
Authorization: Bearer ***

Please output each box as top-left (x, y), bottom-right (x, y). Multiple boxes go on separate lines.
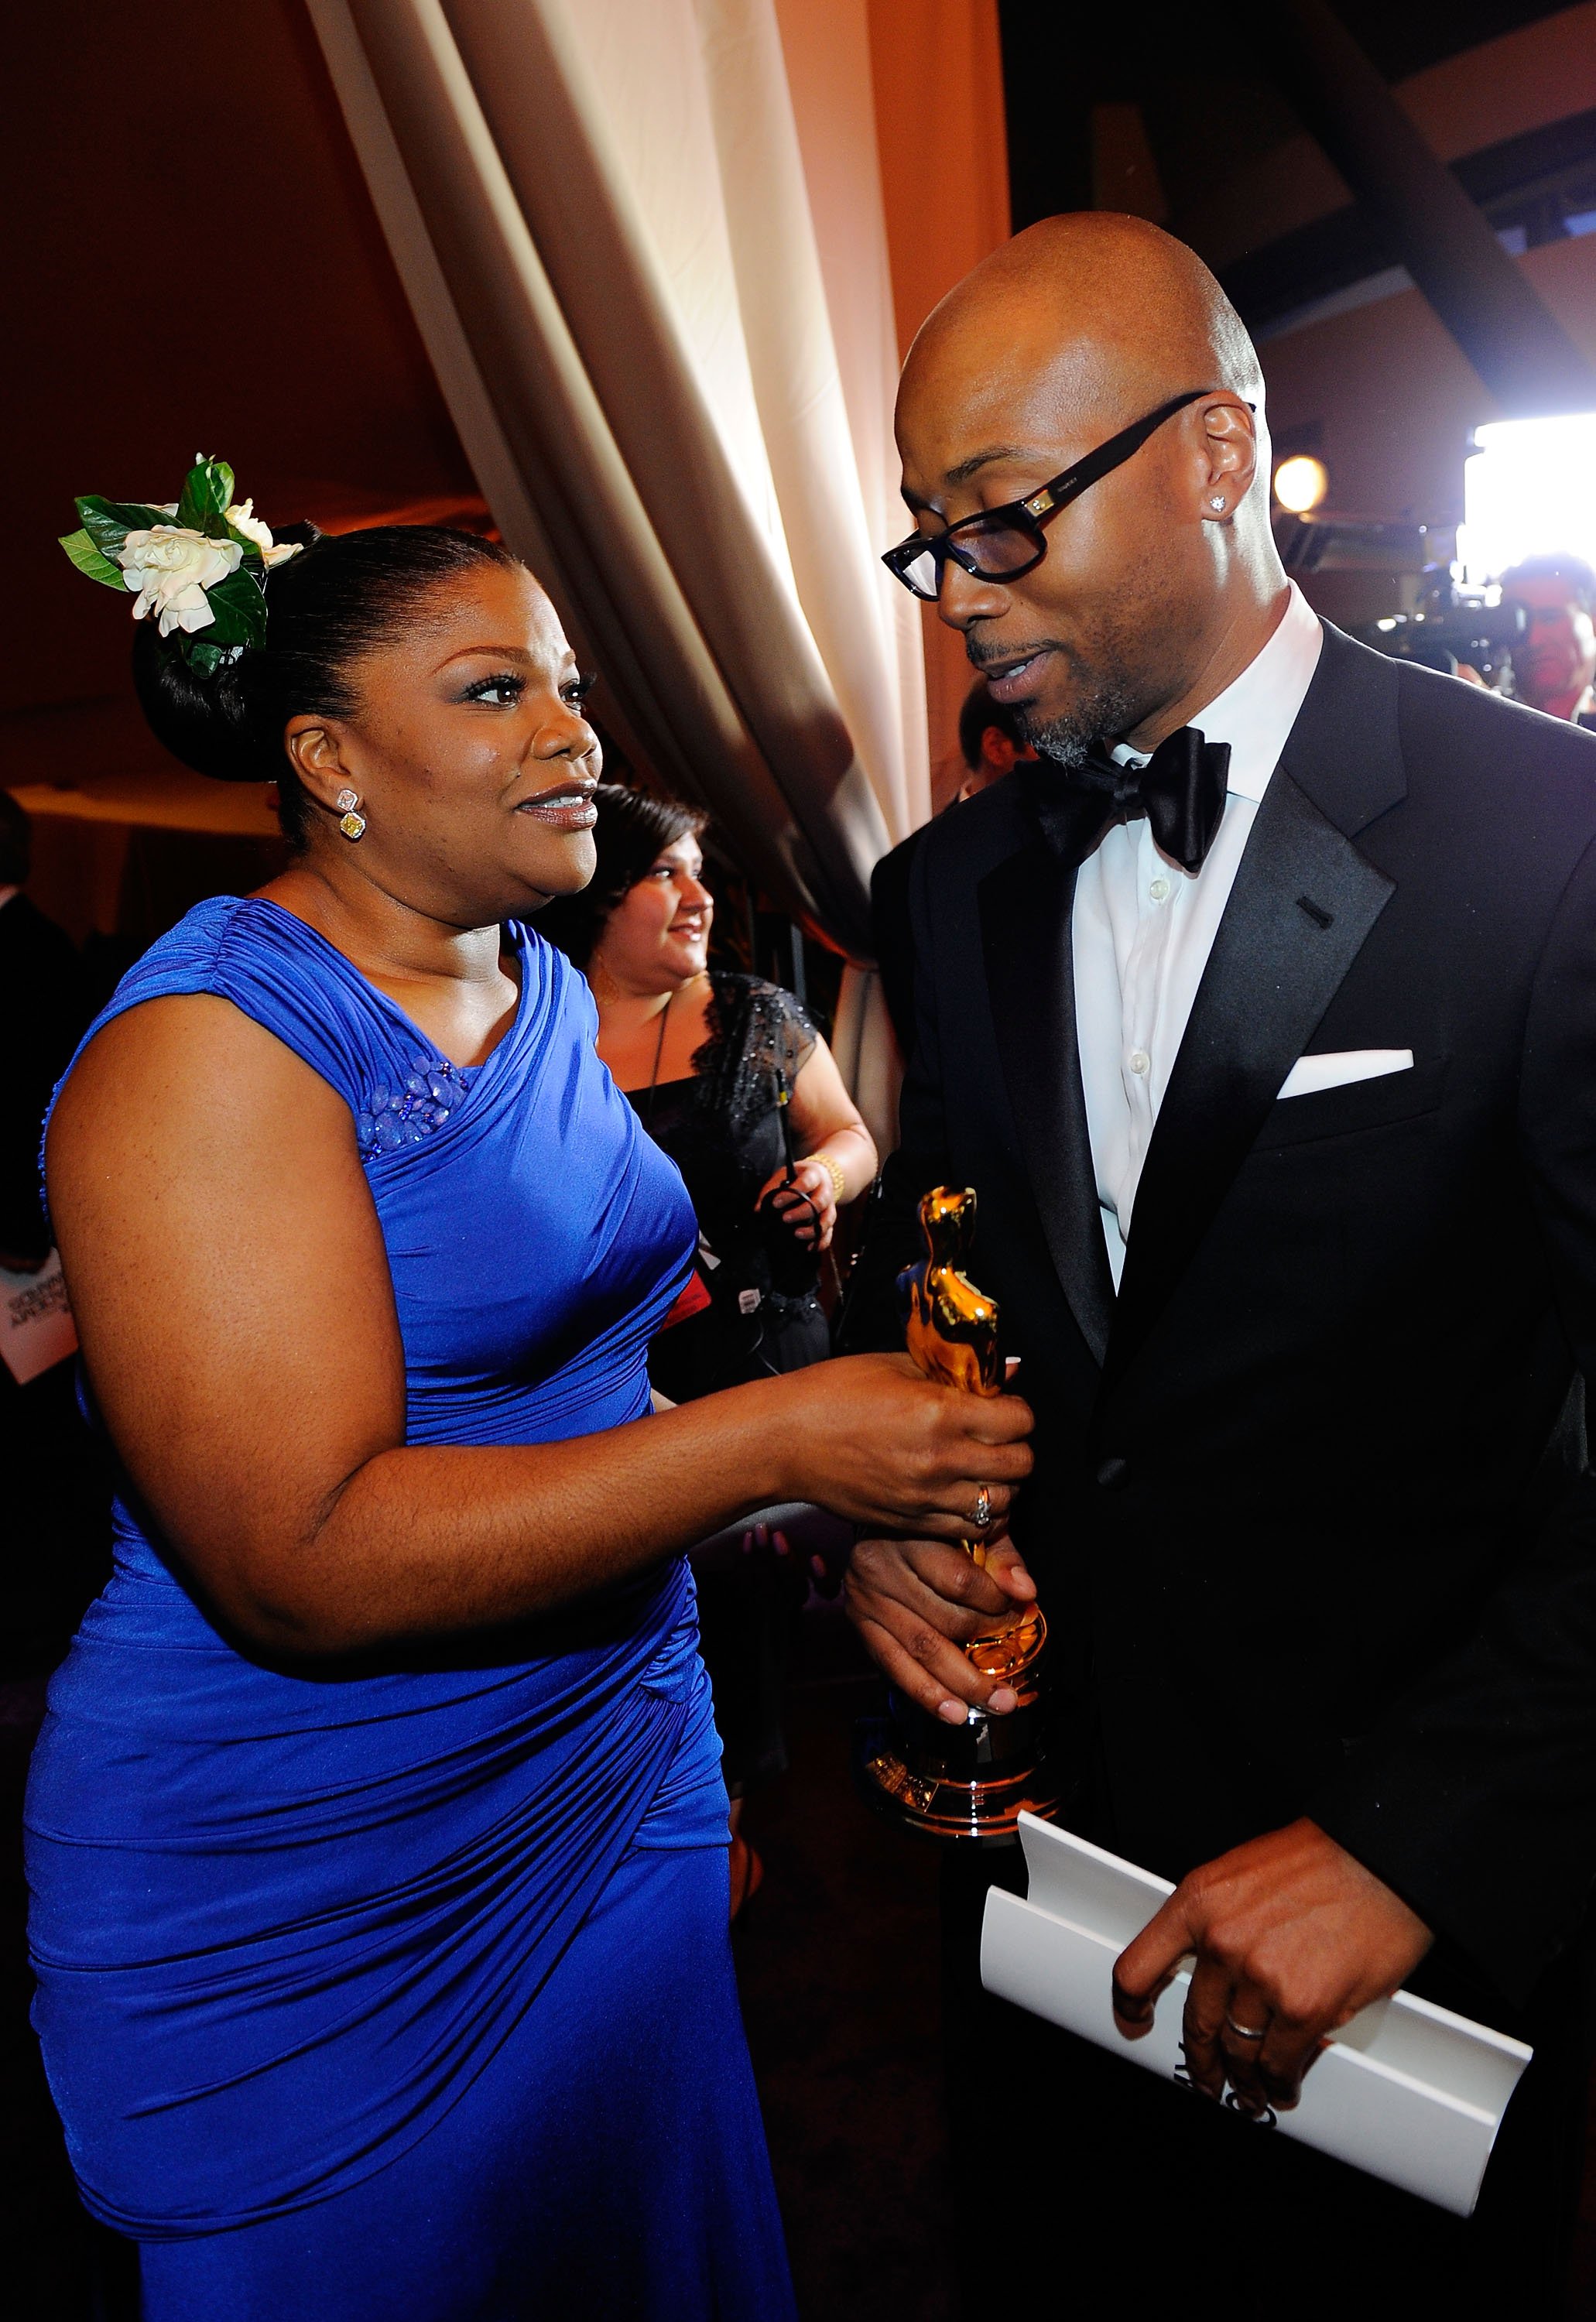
top-left (759, 1036), bottom-right (878, 1249)
top-left (48, 997), bottom-right (1026, 1662)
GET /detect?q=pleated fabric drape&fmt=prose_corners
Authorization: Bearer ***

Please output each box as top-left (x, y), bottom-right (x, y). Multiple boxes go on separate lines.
top-left (304, 0), bottom-right (930, 961)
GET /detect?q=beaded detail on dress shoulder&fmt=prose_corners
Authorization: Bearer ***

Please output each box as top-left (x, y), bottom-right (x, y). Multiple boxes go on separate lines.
top-left (355, 1049), bottom-right (477, 1163)
top-left (689, 974), bottom-right (817, 1146)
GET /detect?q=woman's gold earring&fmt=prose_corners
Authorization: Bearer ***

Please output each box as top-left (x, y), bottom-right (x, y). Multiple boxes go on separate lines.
top-left (336, 788), bottom-right (367, 841)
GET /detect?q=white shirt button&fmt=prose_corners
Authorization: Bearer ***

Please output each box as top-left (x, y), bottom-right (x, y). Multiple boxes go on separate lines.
top-left (1149, 876), bottom-right (1171, 902)
top-left (1128, 1049), bottom-right (1150, 1076)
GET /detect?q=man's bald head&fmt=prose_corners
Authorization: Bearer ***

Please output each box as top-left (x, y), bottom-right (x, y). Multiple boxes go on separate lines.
top-left (892, 214), bottom-right (1286, 765)
top-left (906, 214), bottom-right (1264, 431)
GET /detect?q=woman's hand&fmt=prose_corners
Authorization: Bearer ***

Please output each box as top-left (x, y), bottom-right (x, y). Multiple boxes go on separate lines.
top-left (757, 1157), bottom-right (839, 1249)
top-left (768, 1040), bottom-right (878, 1252)
top-left (771, 1351), bottom-right (1033, 1538)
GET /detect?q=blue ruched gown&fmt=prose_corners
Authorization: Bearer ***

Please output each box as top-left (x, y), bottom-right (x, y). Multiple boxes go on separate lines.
top-left (26, 896), bottom-right (797, 2320)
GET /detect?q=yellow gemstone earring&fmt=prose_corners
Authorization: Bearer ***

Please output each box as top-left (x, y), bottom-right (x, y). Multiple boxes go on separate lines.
top-left (336, 787), bottom-right (367, 841)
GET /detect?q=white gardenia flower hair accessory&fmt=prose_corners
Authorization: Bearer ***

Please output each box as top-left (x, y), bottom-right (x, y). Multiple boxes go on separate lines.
top-left (117, 525), bottom-right (244, 637)
top-left (58, 454), bottom-right (304, 678)
top-left (224, 498), bottom-right (301, 570)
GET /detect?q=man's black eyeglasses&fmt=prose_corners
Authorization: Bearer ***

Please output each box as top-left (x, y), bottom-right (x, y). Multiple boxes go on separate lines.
top-left (882, 388), bottom-right (1237, 602)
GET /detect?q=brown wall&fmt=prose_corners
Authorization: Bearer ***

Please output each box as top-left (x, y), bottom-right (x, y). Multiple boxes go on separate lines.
top-left (1188, 5), bottom-right (1596, 269)
top-left (867, 0), bottom-right (1012, 798)
top-left (1263, 232), bottom-right (1596, 541)
top-left (2, 0), bottom-right (473, 734)
top-left (1197, 6), bottom-right (1596, 612)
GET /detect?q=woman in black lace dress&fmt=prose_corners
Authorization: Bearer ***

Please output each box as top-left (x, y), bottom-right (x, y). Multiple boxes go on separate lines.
top-left (540, 786), bottom-right (876, 1899)
top-left (541, 786), bottom-right (876, 1399)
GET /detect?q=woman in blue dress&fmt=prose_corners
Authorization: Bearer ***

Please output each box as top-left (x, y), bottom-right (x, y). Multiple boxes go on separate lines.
top-left (31, 496), bottom-right (1033, 2319)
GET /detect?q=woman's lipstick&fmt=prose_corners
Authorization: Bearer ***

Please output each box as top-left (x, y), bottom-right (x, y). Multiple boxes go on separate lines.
top-left (516, 777), bottom-right (598, 830)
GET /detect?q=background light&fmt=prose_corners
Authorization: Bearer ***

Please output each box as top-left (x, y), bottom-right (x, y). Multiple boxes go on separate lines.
top-left (1458, 413), bottom-right (1596, 584)
top-left (1273, 454), bottom-right (1330, 513)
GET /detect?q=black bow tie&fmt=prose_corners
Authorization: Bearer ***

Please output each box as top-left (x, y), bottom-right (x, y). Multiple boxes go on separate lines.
top-left (1071, 725), bottom-right (1231, 875)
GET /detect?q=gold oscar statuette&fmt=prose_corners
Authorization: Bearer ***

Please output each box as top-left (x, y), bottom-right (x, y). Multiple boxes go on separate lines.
top-left (858, 1187), bottom-right (1060, 1842)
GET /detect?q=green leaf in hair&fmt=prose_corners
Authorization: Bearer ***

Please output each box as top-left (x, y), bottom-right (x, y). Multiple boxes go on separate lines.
top-left (75, 495), bottom-right (170, 556)
top-left (198, 566), bottom-right (269, 650)
top-left (176, 457), bottom-right (235, 536)
top-left (183, 639), bottom-right (238, 680)
top-left (58, 528), bottom-right (127, 589)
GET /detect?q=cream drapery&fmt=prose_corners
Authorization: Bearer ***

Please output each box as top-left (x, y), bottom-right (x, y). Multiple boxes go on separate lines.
top-left (303, 0), bottom-right (930, 962)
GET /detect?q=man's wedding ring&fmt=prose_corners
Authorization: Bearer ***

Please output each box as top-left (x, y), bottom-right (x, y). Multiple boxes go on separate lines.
top-left (973, 1485), bottom-right (993, 1529)
top-left (1224, 2012), bottom-right (1269, 2043)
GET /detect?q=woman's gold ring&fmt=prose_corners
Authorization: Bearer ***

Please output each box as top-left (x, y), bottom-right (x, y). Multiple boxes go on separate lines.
top-left (973, 1485), bottom-right (992, 1529)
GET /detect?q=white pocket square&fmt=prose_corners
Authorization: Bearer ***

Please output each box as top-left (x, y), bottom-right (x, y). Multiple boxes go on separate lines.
top-left (1277, 1049), bottom-right (1413, 1100)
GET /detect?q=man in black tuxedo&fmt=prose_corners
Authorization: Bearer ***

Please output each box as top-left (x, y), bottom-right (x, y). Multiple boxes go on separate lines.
top-left (847, 214), bottom-right (1596, 2311)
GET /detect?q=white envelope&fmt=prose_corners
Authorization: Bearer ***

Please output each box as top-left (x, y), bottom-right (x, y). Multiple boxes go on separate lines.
top-left (981, 1814), bottom-right (1530, 2217)
top-left (1278, 1048), bottom-right (1413, 1099)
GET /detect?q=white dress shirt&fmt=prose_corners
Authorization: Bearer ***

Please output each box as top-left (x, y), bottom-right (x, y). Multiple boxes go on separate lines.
top-left (1072, 582), bottom-right (1324, 1286)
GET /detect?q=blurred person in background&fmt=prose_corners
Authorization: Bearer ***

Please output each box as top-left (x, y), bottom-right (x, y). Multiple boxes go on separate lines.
top-left (0, 793), bottom-right (84, 1276)
top-left (540, 783), bottom-right (876, 1910)
top-left (541, 783), bottom-right (877, 1395)
top-left (1500, 554), bottom-right (1596, 727)
top-left (0, 790), bottom-right (112, 2321)
top-left (0, 791), bottom-right (108, 1675)
top-left (954, 676), bottom-right (1039, 801)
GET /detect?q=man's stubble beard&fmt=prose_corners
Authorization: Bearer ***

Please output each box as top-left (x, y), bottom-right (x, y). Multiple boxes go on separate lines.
top-left (1015, 652), bottom-right (1139, 770)
top-left (995, 562), bottom-right (1182, 770)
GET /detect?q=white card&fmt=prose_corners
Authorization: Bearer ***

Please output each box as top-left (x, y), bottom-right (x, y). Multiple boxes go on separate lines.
top-left (981, 1813), bottom-right (1530, 2217)
top-left (0, 1249), bottom-right (79, 1385)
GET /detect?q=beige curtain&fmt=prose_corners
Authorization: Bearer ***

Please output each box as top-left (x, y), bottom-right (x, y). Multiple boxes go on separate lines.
top-left (303, 0), bottom-right (930, 964)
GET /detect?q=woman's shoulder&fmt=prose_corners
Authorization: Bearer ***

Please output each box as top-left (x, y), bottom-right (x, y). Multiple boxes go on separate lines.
top-left (697, 971), bottom-right (817, 1100)
top-left (707, 970), bottom-right (813, 1033)
top-left (103, 892), bottom-right (253, 998)
top-left (68, 896), bottom-right (411, 1122)
top-left (43, 963), bottom-right (352, 1225)
top-left (91, 896), bottom-right (337, 1029)
top-left (92, 892), bottom-right (349, 1008)
top-left (734, 972), bottom-right (817, 1051)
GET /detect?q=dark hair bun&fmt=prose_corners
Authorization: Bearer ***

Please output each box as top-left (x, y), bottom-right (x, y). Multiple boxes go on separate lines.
top-left (129, 521), bottom-right (327, 786)
top-left (131, 618), bottom-right (270, 783)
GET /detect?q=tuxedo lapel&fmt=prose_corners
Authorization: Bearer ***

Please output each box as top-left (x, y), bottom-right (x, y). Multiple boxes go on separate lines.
top-left (1106, 762), bottom-right (1395, 1387)
top-left (979, 810), bottom-right (1117, 1366)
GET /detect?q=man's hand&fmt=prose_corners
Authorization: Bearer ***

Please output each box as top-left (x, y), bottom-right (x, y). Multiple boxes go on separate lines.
top-left (845, 1533), bottom-right (1037, 1722)
top-left (1111, 1819), bottom-right (1433, 2115)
